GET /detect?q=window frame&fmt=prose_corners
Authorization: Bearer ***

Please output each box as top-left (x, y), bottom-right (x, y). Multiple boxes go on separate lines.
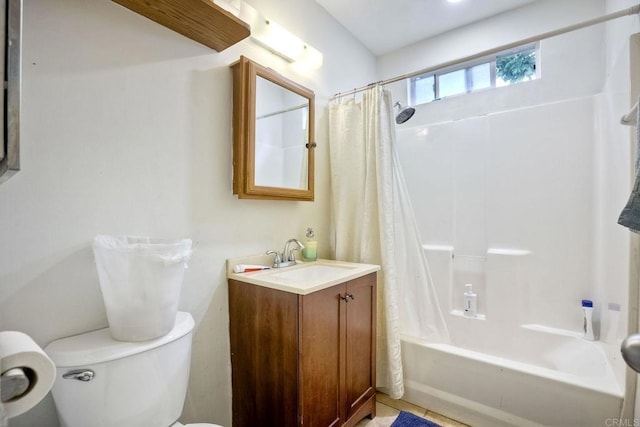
top-left (408, 42), bottom-right (539, 106)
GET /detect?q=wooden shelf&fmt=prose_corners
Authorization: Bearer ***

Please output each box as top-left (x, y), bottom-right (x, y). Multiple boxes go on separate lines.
top-left (112, 0), bottom-right (250, 52)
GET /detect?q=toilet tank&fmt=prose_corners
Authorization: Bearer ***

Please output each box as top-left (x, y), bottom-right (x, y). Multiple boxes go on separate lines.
top-left (44, 311), bottom-right (195, 427)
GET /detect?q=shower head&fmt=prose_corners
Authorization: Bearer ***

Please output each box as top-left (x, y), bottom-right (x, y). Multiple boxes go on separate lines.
top-left (394, 102), bottom-right (415, 124)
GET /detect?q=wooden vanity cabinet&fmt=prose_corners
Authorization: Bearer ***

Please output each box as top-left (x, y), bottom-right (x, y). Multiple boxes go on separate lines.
top-left (228, 272), bottom-right (377, 427)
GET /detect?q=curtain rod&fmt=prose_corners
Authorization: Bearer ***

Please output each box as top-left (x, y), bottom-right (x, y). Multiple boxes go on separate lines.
top-left (330, 4), bottom-right (640, 100)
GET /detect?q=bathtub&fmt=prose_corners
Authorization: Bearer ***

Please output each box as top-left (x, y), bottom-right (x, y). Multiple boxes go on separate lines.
top-left (400, 327), bottom-right (624, 427)
top-left (399, 245), bottom-right (627, 426)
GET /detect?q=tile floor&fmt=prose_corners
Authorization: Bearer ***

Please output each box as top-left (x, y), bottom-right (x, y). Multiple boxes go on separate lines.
top-left (355, 393), bottom-right (468, 427)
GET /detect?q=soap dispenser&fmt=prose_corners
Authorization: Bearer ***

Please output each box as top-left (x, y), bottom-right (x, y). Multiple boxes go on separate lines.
top-left (463, 284), bottom-right (477, 317)
top-left (302, 227), bottom-right (317, 262)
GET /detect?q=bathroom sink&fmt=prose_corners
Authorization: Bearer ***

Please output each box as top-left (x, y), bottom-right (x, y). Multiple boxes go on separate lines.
top-left (227, 258), bottom-right (380, 295)
top-left (270, 264), bottom-right (357, 282)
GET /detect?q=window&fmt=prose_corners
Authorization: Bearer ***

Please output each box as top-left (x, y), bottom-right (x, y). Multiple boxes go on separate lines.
top-left (408, 44), bottom-right (538, 106)
top-left (439, 69), bottom-right (466, 98)
top-left (410, 75), bottom-right (435, 105)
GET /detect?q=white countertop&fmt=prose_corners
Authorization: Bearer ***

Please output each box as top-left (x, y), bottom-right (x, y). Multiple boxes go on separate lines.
top-left (226, 256), bottom-right (380, 295)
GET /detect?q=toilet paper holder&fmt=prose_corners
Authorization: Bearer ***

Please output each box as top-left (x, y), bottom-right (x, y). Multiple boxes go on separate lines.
top-left (1, 367), bottom-right (31, 402)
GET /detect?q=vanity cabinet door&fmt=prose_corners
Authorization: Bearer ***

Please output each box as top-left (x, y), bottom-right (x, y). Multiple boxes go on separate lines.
top-left (299, 273), bottom-right (377, 427)
top-left (344, 274), bottom-right (376, 422)
top-left (228, 280), bottom-right (299, 427)
top-left (299, 283), bottom-right (345, 426)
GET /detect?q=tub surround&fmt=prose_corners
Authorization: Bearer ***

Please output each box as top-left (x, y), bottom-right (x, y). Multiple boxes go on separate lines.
top-left (395, 244), bottom-right (625, 425)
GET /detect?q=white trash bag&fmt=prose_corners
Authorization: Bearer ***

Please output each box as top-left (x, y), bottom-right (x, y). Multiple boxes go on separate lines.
top-left (92, 235), bottom-right (192, 341)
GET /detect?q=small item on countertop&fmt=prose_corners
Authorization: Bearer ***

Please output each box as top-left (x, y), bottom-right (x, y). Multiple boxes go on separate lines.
top-left (233, 264), bottom-right (271, 273)
top-left (302, 227), bottom-right (318, 262)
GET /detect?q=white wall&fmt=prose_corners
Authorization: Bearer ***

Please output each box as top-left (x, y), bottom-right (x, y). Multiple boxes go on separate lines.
top-left (377, 0), bottom-right (605, 85)
top-left (0, 1), bottom-right (375, 426)
top-left (380, 0), bottom-right (605, 115)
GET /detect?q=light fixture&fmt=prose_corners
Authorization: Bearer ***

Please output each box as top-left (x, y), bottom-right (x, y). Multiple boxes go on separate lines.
top-left (447, 0), bottom-right (464, 3)
top-left (237, 2), bottom-right (323, 69)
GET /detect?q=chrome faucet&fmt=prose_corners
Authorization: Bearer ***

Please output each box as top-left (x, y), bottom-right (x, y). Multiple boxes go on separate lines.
top-left (267, 238), bottom-right (305, 268)
top-left (283, 238), bottom-right (304, 262)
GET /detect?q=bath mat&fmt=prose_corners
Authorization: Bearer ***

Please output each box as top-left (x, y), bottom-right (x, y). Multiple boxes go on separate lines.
top-left (390, 411), bottom-right (442, 427)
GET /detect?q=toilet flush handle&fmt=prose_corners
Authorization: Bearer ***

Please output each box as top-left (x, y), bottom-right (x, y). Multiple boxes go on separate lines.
top-left (62, 369), bottom-right (95, 382)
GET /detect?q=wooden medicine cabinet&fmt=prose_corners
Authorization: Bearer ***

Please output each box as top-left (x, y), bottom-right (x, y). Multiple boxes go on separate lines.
top-left (231, 56), bottom-right (315, 201)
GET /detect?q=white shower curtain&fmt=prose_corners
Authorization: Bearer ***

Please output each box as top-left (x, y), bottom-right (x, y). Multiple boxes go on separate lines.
top-left (329, 86), bottom-right (449, 399)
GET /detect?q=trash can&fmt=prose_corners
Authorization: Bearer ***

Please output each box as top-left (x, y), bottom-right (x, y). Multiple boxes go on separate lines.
top-left (92, 235), bottom-right (192, 341)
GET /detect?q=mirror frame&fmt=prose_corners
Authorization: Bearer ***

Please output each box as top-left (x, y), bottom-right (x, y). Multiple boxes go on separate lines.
top-left (0, 0), bottom-right (22, 185)
top-left (231, 56), bottom-right (315, 201)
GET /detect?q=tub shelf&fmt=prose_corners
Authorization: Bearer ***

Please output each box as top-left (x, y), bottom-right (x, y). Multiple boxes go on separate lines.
top-left (450, 309), bottom-right (486, 321)
top-left (521, 323), bottom-right (583, 338)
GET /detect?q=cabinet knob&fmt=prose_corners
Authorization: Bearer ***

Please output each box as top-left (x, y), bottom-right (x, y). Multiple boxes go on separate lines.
top-left (340, 293), bottom-right (355, 302)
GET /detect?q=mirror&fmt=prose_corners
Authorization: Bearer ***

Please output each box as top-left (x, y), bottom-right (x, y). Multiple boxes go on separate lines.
top-left (231, 56), bottom-right (315, 201)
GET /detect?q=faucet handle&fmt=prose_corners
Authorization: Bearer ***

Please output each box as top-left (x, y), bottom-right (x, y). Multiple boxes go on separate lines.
top-left (266, 250), bottom-right (282, 264)
top-left (286, 248), bottom-right (300, 262)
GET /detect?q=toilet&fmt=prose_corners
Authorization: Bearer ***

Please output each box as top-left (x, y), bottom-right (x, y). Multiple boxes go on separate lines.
top-left (44, 311), bottom-right (221, 427)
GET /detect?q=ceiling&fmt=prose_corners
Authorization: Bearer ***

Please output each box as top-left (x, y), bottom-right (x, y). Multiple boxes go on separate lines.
top-left (313, 0), bottom-right (538, 55)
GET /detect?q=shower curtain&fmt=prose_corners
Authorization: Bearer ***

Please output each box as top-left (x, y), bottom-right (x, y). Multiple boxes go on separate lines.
top-left (328, 86), bottom-right (449, 399)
